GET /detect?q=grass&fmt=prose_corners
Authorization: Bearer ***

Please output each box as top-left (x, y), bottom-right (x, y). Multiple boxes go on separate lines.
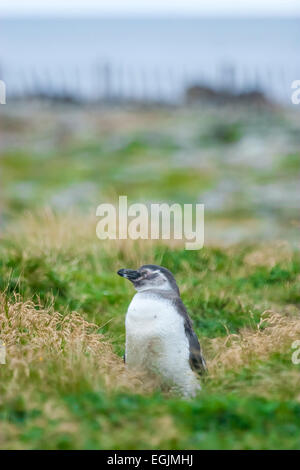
top-left (0, 212), bottom-right (300, 449)
top-left (0, 103), bottom-right (300, 449)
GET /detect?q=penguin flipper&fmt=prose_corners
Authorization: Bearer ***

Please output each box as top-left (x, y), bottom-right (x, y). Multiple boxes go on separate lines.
top-left (174, 297), bottom-right (207, 376)
top-left (189, 336), bottom-right (208, 376)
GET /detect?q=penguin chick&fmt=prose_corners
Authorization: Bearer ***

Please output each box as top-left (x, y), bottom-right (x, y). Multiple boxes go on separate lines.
top-left (117, 264), bottom-right (207, 398)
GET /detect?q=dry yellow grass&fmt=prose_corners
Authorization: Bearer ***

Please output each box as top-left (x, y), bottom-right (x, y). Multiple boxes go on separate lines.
top-left (0, 294), bottom-right (154, 397)
top-left (207, 310), bottom-right (300, 375)
top-left (4, 208), bottom-right (186, 265)
top-left (244, 241), bottom-right (295, 268)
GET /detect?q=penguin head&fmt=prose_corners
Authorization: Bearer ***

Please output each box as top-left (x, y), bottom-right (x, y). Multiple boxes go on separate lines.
top-left (117, 264), bottom-right (179, 294)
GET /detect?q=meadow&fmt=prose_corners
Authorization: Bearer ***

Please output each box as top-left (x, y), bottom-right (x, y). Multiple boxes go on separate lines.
top-left (0, 102), bottom-right (300, 449)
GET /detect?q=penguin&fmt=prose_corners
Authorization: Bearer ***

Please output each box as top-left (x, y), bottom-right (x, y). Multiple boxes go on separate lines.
top-left (117, 264), bottom-right (207, 398)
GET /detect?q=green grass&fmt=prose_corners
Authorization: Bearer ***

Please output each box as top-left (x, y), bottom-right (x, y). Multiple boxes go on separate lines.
top-left (4, 391), bottom-right (300, 450)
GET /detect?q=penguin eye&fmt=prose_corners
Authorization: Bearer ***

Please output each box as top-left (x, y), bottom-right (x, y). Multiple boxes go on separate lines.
top-left (140, 270), bottom-right (149, 277)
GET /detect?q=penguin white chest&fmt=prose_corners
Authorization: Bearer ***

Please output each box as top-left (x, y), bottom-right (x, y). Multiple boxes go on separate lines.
top-left (125, 293), bottom-right (199, 396)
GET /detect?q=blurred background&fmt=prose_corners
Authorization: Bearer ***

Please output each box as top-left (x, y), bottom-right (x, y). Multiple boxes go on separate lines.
top-left (1, 1), bottom-right (300, 451)
top-left (0, 1), bottom-right (300, 242)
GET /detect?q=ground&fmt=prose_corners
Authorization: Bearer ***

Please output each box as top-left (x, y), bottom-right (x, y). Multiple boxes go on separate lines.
top-left (0, 102), bottom-right (299, 449)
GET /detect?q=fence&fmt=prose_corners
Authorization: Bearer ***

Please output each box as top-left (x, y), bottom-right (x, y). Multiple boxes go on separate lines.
top-left (0, 61), bottom-right (298, 105)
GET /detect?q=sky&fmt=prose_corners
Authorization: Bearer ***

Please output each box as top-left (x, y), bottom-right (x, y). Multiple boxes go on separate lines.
top-left (1, 0), bottom-right (300, 17)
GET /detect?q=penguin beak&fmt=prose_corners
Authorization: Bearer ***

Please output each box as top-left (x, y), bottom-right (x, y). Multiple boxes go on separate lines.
top-left (117, 268), bottom-right (140, 281)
